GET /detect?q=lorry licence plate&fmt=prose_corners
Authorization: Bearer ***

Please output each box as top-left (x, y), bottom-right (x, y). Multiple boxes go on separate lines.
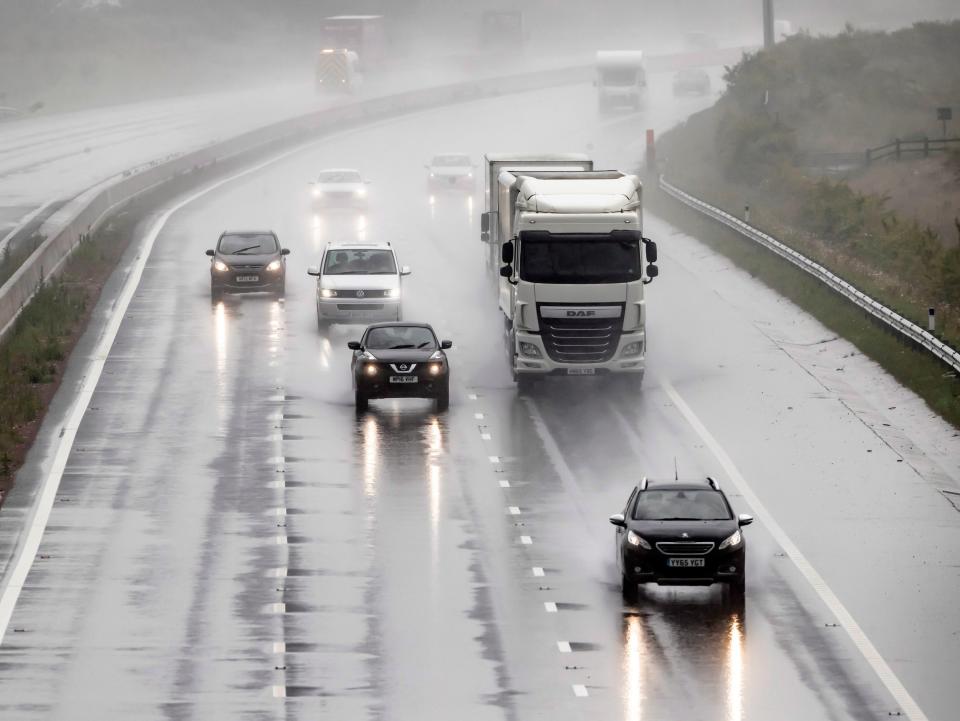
top-left (236, 275), bottom-right (259, 282)
top-left (389, 376), bottom-right (418, 384)
top-left (567, 368), bottom-right (596, 376)
top-left (667, 558), bottom-right (705, 568)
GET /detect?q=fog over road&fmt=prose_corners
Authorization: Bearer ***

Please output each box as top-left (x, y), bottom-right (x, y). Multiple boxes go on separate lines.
top-left (0, 75), bottom-right (958, 720)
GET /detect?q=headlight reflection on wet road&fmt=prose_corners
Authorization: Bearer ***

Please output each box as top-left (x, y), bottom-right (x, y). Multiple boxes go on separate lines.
top-left (425, 417), bottom-right (444, 572)
top-left (623, 613), bottom-right (647, 721)
top-left (362, 415), bottom-right (379, 499)
top-left (726, 613), bottom-right (744, 721)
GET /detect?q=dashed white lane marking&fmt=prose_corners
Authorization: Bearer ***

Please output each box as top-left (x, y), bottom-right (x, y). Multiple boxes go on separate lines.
top-left (661, 378), bottom-right (930, 721)
top-left (572, 684), bottom-right (588, 698)
top-left (268, 394), bottom-right (285, 403)
top-left (267, 480), bottom-right (285, 489)
top-left (267, 603), bottom-right (286, 615)
top-left (267, 433), bottom-right (283, 442)
top-left (557, 641), bottom-right (572, 653)
top-left (268, 456), bottom-right (285, 465)
top-left (520, 535), bottom-right (532, 545)
top-left (272, 686), bottom-right (286, 698)
top-left (269, 568), bottom-right (288, 578)
top-left (272, 642), bottom-right (286, 653)
top-left (532, 567), bottom-right (545, 577)
top-left (269, 508), bottom-right (287, 516)
top-left (499, 480), bottom-right (511, 488)
top-left (474, 413), bottom-right (485, 420)
top-left (488, 456), bottom-right (500, 464)
top-left (468, 393), bottom-right (478, 400)
top-left (480, 433), bottom-right (492, 441)
top-left (268, 412), bottom-right (283, 421)
top-left (544, 602), bottom-right (558, 613)
top-left (508, 506), bottom-right (521, 515)
top-left (274, 536), bottom-right (288, 545)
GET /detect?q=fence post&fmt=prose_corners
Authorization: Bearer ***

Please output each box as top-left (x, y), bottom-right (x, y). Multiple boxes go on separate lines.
top-left (924, 137), bottom-right (930, 157)
top-left (864, 148), bottom-right (871, 166)
top-left (928, 308), bottom-right (936, 332)
top-left (895, 138), bottom-right (901, 161)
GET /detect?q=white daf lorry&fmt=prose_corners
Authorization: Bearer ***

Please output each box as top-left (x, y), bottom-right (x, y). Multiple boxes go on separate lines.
top-left (482, 160), bottom-right (659, 390)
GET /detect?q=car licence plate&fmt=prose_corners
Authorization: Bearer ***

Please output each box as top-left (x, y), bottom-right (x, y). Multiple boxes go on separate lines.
top-left (667, 558), bottom-right (705, 568)
top-left (236, 275), bottom-right (259, 282)
top-left (567, 368), bottom-right (596, 376)
top-left (389, 376), bottom-right (418, 384)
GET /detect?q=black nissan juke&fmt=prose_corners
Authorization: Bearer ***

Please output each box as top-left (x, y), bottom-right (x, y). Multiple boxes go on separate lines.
top-left (349, 322), bottom-right (452, 412)
top-left (610, 477), bottom-right (754, 602)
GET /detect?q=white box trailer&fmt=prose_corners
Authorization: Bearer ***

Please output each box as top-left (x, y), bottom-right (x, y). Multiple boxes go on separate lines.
top-left (487, 165), bottom-right (659, 390)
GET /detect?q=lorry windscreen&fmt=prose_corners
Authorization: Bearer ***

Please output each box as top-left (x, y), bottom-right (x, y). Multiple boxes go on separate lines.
top-left (518, 235), bottom-right (641, 284)
top-left (599, 68), bottom-right (638, 86)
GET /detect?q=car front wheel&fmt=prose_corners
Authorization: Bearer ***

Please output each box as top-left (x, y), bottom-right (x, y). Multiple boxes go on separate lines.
top-left (355, 390), bottom-right (368, 412)
top-left (435, 384), bottom-right (450, 412)
top-left (621, 572), bottom-right (639, 603)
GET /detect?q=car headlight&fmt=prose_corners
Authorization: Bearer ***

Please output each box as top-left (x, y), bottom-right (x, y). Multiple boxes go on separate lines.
top-left (320, 288), bottom-right (337, 298)
top-left (213, 260), bottom-right (229, 272)
top-left (428, 363), bottom-right (442, 376)
top-left (719, 529), bottom-right (742, 550)
top-left (621, 341), bottom-right (642, 357)
top-left (518, 341), bottom-right (541, 358)
top-left (429, 172), bottom-right (435, 178)
top-left (626, 530), bottom-right (651, 550)
top-left (467, 171), bottom-right (473, 178)
top-left (312, 188), bottom-right (322, 198)
top-left (364, 363), bottom-right (377, 376)
top-left (355, 187), bottom-right (367, 198)
top-left (383, 288), bottom-right (400, 298)
top-left (265, 259), bottom-right (282, 272)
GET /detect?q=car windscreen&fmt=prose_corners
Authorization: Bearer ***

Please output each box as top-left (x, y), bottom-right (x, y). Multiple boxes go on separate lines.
top-left (364, 326), bottom-right (437, 350)
top-left (632, 490), bottom-right (733, 521)
top-left (323, 249), bottom-right (397, 275)
top-left (317, 171), bottom-right (361, 183)
top-left (518, 234), bottom-right (642, 284)
top-left (218, 233), bottom-right (278, 255)
top-left (433, 155), bottom-right (470, 166)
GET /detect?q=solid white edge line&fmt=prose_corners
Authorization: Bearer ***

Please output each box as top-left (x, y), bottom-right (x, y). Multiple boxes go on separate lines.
top-left (0, 130), bottom-right (336, 644)
top-left (572, 684), bottom-right (588, 697)
top-left (660, 377), bottom-right (929, 721)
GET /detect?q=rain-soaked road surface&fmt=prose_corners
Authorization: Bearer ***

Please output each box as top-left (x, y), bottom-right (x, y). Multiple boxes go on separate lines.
top-left (1, 76), bottom-right (958, 720)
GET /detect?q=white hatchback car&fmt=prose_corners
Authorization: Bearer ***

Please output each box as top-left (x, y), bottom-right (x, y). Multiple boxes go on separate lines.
top-left (426, 153), bottom-right (475, 190)
top-left (309, 168), bottom-right (369, 208)
top-left (308, 242), bottom-right (410, 328)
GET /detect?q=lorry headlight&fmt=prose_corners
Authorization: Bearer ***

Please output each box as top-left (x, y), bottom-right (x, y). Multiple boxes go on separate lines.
top-left (719, 529), bottom-right (742, 550)
top-left (621, 341), bottom-right (642, 357)
top-left (355, 187), bottom-right (367, 198)
top-left (213, 260), bottom-right (229, 272)
top-left (627, 530), bottom-right (651, 549)
top-left (519, 342), bottom-right (541, 358)
top-left (320, 288), bottom-right (337, 298)
top-left (312, 188), bottom-right (322, 198)
top-left (265, 260), bottom-right (282, 272)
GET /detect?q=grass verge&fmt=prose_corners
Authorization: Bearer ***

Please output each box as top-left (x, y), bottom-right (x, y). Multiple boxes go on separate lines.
top-left (648, 187), bottom-right (960, 429)
top-left (0, 215), bottom-right (135, 504)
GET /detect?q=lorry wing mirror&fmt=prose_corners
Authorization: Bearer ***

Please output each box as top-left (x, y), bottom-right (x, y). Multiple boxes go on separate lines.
top-left (642, 237), bottom-right (658, 263)
top-left (644, 264), bottom-right (659, 284)
top-left (499, 265), bottom-right (513, 279)
top-left (501, 240), bottom-right (514, 265)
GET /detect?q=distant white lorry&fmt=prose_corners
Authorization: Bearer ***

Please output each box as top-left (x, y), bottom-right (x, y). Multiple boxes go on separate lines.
top-left (481, 155), bottom-right (659, 390)
top-left (595, 51), bottom-right (647, 112)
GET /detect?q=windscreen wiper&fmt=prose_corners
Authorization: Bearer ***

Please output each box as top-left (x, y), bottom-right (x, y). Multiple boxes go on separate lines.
top-left (231, 245), bottom-right (262, 255)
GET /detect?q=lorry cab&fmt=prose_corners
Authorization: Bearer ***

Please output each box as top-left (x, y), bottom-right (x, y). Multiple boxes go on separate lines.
top-left (595, 51), bottom-right (646, 113)
top-left (315, 48), bottom-right (361, 94)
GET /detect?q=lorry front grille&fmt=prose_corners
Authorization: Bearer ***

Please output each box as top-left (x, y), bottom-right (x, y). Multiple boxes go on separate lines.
top-left (538, 315), bottom-right (621, 364)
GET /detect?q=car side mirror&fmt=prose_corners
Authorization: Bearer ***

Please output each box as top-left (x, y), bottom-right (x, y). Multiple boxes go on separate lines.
top-left (307, 266), bottom-right (320, 276)
top-left (281, 248), bottom-right (290, 256)
top-left (609, 513), bottom-right (626, 527)
top-left (501, 240), bottom-right (514, 265)
top-left (643, 264), bottom-right (659, 284)
top-left (347, 341), bottom-right (362, 350)
top-left (440, 340), bottom-right (452, 349)
top-left (738, 514), bottom-right (754, 527)
top-left (205, 249), bottom-right (215, 256)
top-left (400, 266), bottom-right (412, 276)
top-left (499, 265), bottom-right (513, 278)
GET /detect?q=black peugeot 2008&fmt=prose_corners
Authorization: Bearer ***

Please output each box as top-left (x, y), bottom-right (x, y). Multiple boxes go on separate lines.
top-left (610, 477), bottom-right (754, 602)
top-left (349, 322), bottom-right (452, 412)
top-left (206, 230), bottom-right (289, 300)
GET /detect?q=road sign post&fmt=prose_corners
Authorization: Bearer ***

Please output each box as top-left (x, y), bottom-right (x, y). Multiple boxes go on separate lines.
top-left (937, 107), bottom-right (952, 139)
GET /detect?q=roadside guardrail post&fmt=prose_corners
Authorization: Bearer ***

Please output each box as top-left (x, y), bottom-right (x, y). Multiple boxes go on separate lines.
top-left (744, 205), bottom-right (750, 222)
top-left (929, 308), bottom-right (936, 332)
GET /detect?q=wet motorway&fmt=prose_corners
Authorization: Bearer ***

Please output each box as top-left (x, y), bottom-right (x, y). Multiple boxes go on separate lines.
top-left (1, 77), bottom-right (959, 720)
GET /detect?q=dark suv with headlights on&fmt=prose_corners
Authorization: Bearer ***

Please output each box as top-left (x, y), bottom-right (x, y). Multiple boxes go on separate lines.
top-left (348, 323), bottom-right (452, 412)
top-left (609, 477), bottom-right (753, 602)
top-left (206, 230), bottom-right (289, 300)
